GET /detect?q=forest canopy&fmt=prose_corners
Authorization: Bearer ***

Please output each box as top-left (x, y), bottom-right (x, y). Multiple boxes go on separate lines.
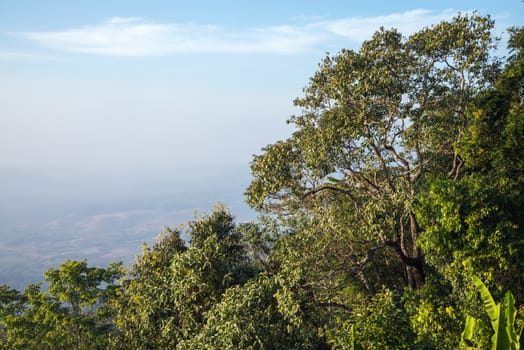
top-left (1, 13), bottom-right (523, 349)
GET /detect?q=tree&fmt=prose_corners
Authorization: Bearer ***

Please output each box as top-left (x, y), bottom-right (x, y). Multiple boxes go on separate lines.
top-left (0, 261), bottom-right (124, 350)
top-left (0, 284), bottom-right (68, 350)
top-left (416, 28), bottom-right (524, 348)
top-left (109, 205), bottom-right (258, 349)
top-left (108, 226), bottom-right (187, 349)
top-left (184, 275), bottom-right (321, 349)
top-left (246, 13), bottom-right (497, 293)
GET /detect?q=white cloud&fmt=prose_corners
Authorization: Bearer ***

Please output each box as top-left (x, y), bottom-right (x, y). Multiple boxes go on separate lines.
top-left (16, 9), bottom-right (463, 57)
top-left (17, 16), bottom-right (322, 56)
top-left (316, 9), bottom-right (458, 42)
top-left (106, 16), bottom-right (143, 24)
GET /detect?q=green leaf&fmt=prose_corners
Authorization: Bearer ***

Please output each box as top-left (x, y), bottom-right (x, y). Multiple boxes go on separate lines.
top-left (461, 315), bottom-right (477, 348)
top-left (504, 292), bottom-right (519, 350)
top-left (471, 275), bottom-right (510, 350)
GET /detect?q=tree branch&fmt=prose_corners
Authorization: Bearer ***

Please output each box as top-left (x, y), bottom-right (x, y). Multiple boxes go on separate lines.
top-left (412, 140), bottom-right (424, 181)
top-left (384, 240), bottom-right (423, 268)
top-left (303, 184), bottom-right (357, 202)
top-left (346, 168), bottom-right (382, 198)
top-left (384, 144), bottom-right (410, 173)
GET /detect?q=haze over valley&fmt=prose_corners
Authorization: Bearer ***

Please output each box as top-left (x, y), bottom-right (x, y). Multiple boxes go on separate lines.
top-left (0, 164), bottom-right (253, 289)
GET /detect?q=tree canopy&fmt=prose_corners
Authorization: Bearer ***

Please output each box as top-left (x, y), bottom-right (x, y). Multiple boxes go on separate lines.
top-left (247, 13), bottom-right (499, 294)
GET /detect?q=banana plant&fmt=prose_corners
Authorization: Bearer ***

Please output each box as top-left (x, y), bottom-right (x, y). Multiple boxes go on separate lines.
top-left (460, 275), bottom-right (522, 349)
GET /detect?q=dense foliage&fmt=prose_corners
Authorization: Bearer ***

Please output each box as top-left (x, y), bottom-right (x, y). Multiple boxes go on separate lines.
top-left (1, 13), bottom-right (523, 349)
top-left (0, 260), bottom-right (123, 349)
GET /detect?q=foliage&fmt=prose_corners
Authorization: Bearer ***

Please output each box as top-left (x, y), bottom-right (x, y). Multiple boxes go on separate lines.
top-left (246, 13), bottom-right (497, 292)
top-left (400, 275), bottom-right (463, 349)
top-left (184, 275), bottom-right (321, 349)
top-left (460, 276), bottom-right (522, 350)
top-left (0, 261), bottom-right (124, 350)
top-left (418, 26), bottom-right (524, 306)
top-left (109, 205), bottom-right (259, 349)
top-left (108, 226), bottom-right (187, 349)
top-left (350, 289), bottom-right (414, 349)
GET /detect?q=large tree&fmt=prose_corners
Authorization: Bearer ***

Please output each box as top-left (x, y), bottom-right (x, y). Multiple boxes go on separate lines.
top-left (246, 13), bottom-right (498, 291)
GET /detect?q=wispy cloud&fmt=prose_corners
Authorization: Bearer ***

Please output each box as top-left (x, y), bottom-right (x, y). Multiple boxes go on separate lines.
top-left (0, 51), bottom-right (60, 61)
top-left (16, 9), bottom-right (461, 57)
top-left (316, 9), bottom-right (458, 42)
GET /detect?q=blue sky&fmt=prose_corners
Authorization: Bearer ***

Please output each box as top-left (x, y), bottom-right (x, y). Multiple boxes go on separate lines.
top-left (1, 1), bottom-right (523, 179)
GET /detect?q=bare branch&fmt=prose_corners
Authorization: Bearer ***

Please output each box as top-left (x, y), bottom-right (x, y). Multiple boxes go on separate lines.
top-left (346, 167), bottom-right (382, 197)
top-left (384, 145), bottom-right (410, 172)
top-left (412, 140), bottom-right (424, 181)
top-left (367, 134), bottom-right (396, 192)
top-left (447, 152), bottom-right (464, 179)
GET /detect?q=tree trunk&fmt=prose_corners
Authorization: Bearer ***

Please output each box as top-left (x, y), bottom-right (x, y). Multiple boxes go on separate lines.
top-left (408, 212), bottom-right (425, 289)
top-left (406, 260), bottom-right (425, 289)
top-left (357, 270), bottom-right (375, 295)
top-left (388, 212), bottom-right (426, 289)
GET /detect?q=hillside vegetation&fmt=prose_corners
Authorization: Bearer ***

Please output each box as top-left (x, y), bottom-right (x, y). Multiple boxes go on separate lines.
top-left (1, 13), bottom-right (523, 349)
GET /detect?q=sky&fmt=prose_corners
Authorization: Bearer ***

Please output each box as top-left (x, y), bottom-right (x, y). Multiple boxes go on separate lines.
top-left (0, 0), bottom-right (523, 191)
